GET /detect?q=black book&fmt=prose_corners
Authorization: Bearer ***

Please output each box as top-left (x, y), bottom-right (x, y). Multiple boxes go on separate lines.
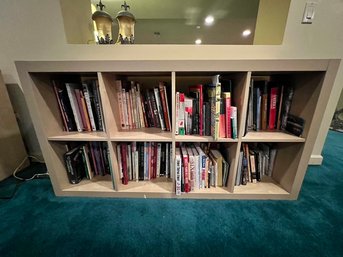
top-left (204, 102), bottom-right (211, 136)
top-left (160, 143), bottom-right (166, 176)
top-left (138, 143), bottom-right (145, 180)
top-left (280, 87), bottom-right (295, 130)
top-left (89, 80), bottom-right (104, 131)
top-left (64, 145), bottom-right (85, 184)
top-left (189, 91), bottom-right (199, 135)
top-left (285, 114), bottom-right (305, 137)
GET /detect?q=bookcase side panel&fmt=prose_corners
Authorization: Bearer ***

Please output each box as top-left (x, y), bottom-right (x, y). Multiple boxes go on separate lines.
top-left (290, 60), bottom-right (341, 198)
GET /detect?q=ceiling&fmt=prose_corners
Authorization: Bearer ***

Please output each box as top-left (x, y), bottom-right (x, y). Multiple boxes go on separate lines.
top-left (91, 0), bottom-right (260, 44)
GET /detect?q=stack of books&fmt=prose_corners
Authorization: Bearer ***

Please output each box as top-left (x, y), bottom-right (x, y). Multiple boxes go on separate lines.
top-left (175, 143), bottom-right (230, 195)
top-left (116, 142), bottom-right (172, 185)
top-left (115, 80), bottom-right (171, 131)
top-left (175, 75), bottom-right (238, 140)
top-left (53, 79), bottom-right (105, 132)
top-left (235, 143), bottom-right (277, 186)
top-left (63, 142), bottom-right (111, 184)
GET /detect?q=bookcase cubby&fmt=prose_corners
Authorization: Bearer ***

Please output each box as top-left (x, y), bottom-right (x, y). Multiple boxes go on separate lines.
top-left (16, 59), bottom-right (340, 200)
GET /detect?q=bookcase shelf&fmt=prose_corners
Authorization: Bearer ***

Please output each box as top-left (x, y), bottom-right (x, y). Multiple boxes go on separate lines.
top-left (242, 131), bottom-right (306, 143)
top-left (16, 59), bottom-right (340, 200)
top-left (48, 132), bottom-right (108, 141)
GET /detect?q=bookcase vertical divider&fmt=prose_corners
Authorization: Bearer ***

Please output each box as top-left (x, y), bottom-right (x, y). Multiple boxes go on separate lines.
top-left (171, 71), bottom-right (176, 191)
top-left (108, 140), bottom-right (120, 191)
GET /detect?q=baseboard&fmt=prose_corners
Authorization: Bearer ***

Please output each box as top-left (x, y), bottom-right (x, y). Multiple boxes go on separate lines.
top-left (309, 155), bottom-right (323, 165)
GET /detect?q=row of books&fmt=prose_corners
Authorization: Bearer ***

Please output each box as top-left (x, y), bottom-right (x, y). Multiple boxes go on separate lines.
top-left (235, 143), bottom-right (277, 186)
top-left (116, 142), bottom-right (173, 185)
top-left (53, 79), bottom-right (105, 132)
top-left (116, 80), bottom-right (171, 131)
top-left (63, 142), bottom-right (112, 184)
top-left (246, 77), bottom-right (304, 136)
top-left (175, 143), bottom-right (230, 195)
top-left (175, 75), bottom-right (237, 139)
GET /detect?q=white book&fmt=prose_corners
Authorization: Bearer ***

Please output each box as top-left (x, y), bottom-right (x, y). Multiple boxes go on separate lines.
top-left (153, 88), bottom-right (166, 130)
top-left (116, 144), bottom-right (123, 179)
top-left (195, 146), bottom-right (206, 189)
top-left (65, 83), bottom-right (83, 132)
top-left (156, 143), bottom-right (162, 177)
top-left (231, 106), bottom-right (238, 139)
top-left (186, 146), bottom-right (195, 191)
top-left (175, 92), bottom-right (180, 135)
top-left (175, 148), bottom-right (182, 196)
top-left (144, 142), bottom-right (149, 180)
top-left (184, 96), bottom-right (193, 135)
top-left (115, 80), bottom-right (126, 129)
top-left (122, 88), bottom-right (129, 129)
top-left (192, 146), bottom-right (200, 190)
top-left (82, 83), bottom-right (97, 131)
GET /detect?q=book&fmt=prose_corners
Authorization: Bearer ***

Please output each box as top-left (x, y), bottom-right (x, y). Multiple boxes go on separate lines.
top-left (175, 148), bottom-right (182, 195)
top-left (82, 83), bottom-right (97, 131)
top-left (235, 151), bottom-right (244, 186)
top-left (159, 83), bottom-right (171, 131)
top-left (178, 93), bottom-right (185, 135)
top-left (285, 114), bottom-right (305, 137)
top-left (230, 106), bottom-right (238, 139)
top-left (219, 98), bottom-right (226, 138)
top-left (154, 87), bottom-right (166, 131)
top-left (276, 85), bottom-right (284, 130)
top-left (261, 83), bottom-right (268, 130)
top-left (222, 92), bottom-right (231, 138)
top-left (184, 96), bottom-right (194, 135)
top-left (280, 87), bottom-right (295, 131)
top-left (210, 149), bottom-right (223, 187)
top-left (65, 83), bottom-right (83, 132)
top-left (175, 92), bottom-right (180, 135)
top-left (64, 145), bottom-right (85, 184)
top-left (189, 85), bottom-right (204, 135)
top-left (268, 87), bottom-right (279, 130)
top-left (212, 75), bottom-right (221, 140)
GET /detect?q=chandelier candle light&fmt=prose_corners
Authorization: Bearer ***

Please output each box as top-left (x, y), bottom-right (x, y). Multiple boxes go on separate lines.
top-left (116, 1), bottom-right (136, 44)
top-left (92, 0), bottom-right (114, 44)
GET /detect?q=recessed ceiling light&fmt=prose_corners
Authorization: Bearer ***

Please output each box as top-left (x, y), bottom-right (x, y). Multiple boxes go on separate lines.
top-left (195, 39), bottom-right (202, 45)
top-left (242, 29), bottom-right (251, 37)
top-left (204, 16), bottom-right (214, 25)
top-left (196, 25), bottom-right (201, 29)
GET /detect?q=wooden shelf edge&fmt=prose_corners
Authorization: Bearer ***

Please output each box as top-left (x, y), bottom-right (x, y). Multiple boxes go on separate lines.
top-left (242, 131), bottom-right (305, 143)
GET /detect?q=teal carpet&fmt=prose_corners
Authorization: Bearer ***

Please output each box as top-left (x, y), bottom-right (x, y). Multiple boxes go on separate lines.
top-left (0, 131), bottom-right (342, 257)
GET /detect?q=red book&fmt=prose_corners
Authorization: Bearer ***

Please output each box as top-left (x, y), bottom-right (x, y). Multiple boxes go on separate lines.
top-left (189, 85), bottom-right (203, 136)
top-left (269, 87), bottom-right (279, 130)
top-left (219, 98), bottom-right (226, 138)
top-left (223, 93), bottom-right (232, 138)
top-left (181, 146), bottom-right (190, 193)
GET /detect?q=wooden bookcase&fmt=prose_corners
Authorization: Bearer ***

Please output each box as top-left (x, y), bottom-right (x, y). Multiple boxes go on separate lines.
top-left (15, 60), bottom-right (340, 200)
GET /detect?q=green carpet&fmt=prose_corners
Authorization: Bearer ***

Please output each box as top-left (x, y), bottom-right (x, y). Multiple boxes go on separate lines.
top-left (0, 131), bottom-right (342, 257)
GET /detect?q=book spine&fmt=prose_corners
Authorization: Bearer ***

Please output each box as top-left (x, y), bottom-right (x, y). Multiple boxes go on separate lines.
top-left (140, 94), bottom-right (149, 127)
top-left (121, 143), bottom-right (128, 184)
top-left (116, 80), bottom-right (126, 129)
top-left (80, 91), bottom-right (92, 131)
top-left (231, 106), bottom-right (237, 139)
top-left (175, 92), bottom-right (180, 135)
top-left (276, 85), bottom-right (284, 130)
top-left (136, 83), bottom-right (145, 128)
top-left (224, 93), bottom-right (231, 138)
top-left (178, 93), bottom-right (185, 135)
top-left (83, 83), bottom-right (97, 131)
top-left (156, 143), bottom-right (161, 177)
top-left (175, 149), bottom-right (182, 196)
top-left (52, 81), bottom-right (68, 131)
top-left (149, 90), bottom-right (161, 128)
top-left (122, 88), bottom-right (129, 129)
top-left (116, 144), bottom-right (123, 180)
top-left (261, 87), bottom-right (268, 130)
top-left (184, 97), bottom-right (193, 135)
top-left (219, 98), bottom-right (226, 138)
top-left (214, 83), bottom-right (221, 140)
top-left (281, 87), bottom-right (294, 130)
top-left (138, 143), bottom-right (144, 180)
top-left (93, 81), bottom-right (105, 131)
top-left (181, 147), bottom-right (190, 192)
top-left (74, 89), bottom-right (87, 131)
top-left (154, 88), bottom-right (166, 131)
top-left (159, 83), bottom-right (171, 131)
top-left (269, 87), bottom-right (279, 130)
top-left (65, 84), bottom-right (83, 132)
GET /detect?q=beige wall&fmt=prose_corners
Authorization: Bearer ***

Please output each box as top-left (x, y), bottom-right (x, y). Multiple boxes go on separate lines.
top-left (0, 0), bottom-right (342, 160)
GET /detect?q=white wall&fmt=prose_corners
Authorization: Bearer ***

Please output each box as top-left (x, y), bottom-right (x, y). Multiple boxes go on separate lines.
top-left (0, 0), bottom-right (342, 159)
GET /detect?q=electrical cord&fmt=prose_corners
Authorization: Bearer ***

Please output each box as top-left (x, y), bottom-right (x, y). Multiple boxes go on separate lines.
top-left (13, 155), bottom-right (49, 181)
top-left (1, 156), bottom-right (49, 200)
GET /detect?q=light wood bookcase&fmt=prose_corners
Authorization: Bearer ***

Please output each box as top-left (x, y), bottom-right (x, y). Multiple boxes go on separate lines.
top-left (15, 60), bottom-right (340, 200)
